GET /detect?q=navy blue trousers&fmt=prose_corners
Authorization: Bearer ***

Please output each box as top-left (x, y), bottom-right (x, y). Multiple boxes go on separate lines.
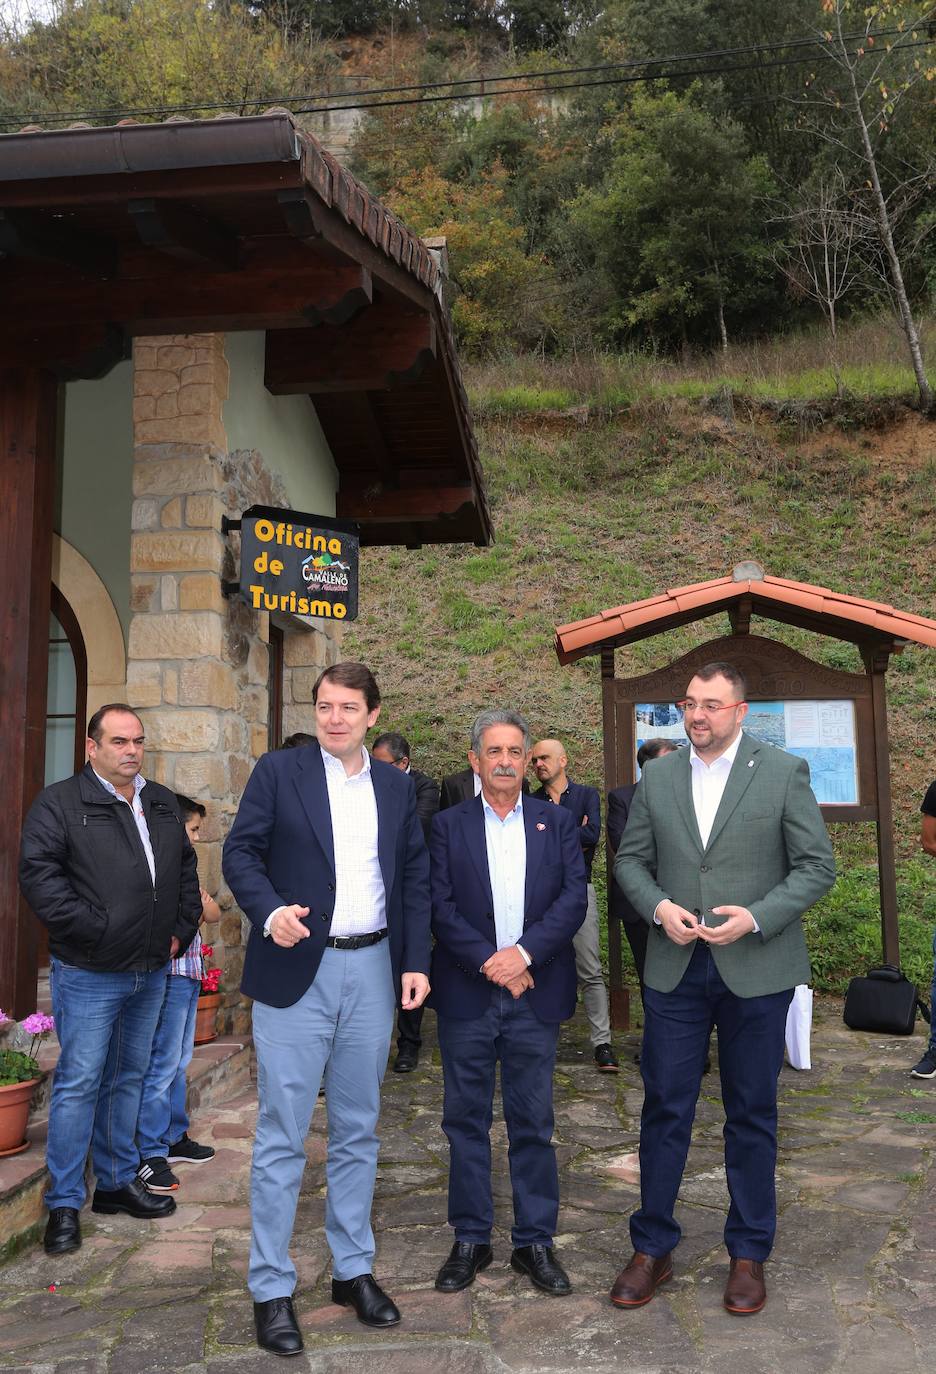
top-left (632, 940), bottom-right (793, 1262)
top-left (437, 989), bottom-right (559, 1248)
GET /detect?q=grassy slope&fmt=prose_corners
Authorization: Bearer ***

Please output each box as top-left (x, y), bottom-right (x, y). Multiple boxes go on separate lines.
top-left (345, 366), bottom-right (936, 992)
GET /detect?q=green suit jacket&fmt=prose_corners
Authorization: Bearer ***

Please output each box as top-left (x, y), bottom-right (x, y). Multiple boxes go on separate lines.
top-left (613, 732), bottom-right (836, 998)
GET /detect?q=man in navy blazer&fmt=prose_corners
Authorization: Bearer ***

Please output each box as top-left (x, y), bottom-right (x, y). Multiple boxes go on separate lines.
top-left (223, 661), bottom-right (431, 1356)
top-left (429, 708), bottom-right (587, 1298)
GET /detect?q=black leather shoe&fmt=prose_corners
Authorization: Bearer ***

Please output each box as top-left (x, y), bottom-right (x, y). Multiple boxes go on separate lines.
top-left (91, 1177), bottom-right (176, 1218)
top-left (393, 1045), bottom-right (419, 1073)
top-left (435, 1241), bottom-right (493, 1292)
top-left (331, 1274), bottom-right (401, 1327)
top-left (254, 1296), bottom-right (304, 1356)
top-left (510, 1244), bottom-right (572, 1295)
top-left (44, 1207), bottom-right (81, 1254)
top-left (594, 1043), bottom-right (619, 1072)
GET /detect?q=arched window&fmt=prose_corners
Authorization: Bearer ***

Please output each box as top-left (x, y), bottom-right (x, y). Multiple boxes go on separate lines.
top-left (46, 588), bottom-right (87, 783)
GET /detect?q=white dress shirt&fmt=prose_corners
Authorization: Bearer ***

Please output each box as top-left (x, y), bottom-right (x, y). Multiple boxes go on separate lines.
top-left (322, 747), bottom-right (386, 937)
top-left (689, 730), bottom-right (744, 848)
top-left (264, 746), bottom-right (386, 938)
top-left (92, 769), bottom-right (155, 886)
top-left (654, 731), bottom-right (758, 930)
top-left (481, 794), bottom-right (527, 952)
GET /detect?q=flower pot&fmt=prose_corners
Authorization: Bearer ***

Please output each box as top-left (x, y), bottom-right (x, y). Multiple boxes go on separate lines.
top-left (194, 993), bottom-right (221, 1045)
top-left (0, 1077), bottom-right (41, 1158)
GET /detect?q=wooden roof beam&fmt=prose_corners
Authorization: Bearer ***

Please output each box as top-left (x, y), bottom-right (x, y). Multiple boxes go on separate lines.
top-left (128, 197), bottom-right (240, 271)
top-left (265, 304), bottom-right (436, 396)
top-left (0, 208), bottom-right (117, 279)
top-left (337, 484), bottom-right (475, 524)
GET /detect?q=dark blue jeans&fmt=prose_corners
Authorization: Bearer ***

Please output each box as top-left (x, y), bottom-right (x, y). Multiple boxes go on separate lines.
top-left (437, 988), bottom-right (560, 1248)
top-left (47, 957), bottom-right (169, 1209)
top-left (631, 941), bottom-right (793, 1262)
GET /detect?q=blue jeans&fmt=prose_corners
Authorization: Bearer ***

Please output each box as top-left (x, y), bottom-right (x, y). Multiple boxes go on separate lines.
top-left (248, 942), bottom-right (395, 1300)
top-left (46, 957), bottom-right (169, 1210)
top-left (632, 941), bottom-right (793, 1262)
top-left (437, 988), bottom-right (560, 1248)
top-left (136, 973), bottom-right (201, 1159)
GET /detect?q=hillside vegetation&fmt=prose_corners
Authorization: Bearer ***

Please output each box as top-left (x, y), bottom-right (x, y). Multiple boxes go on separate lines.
top-left (346, 345), bottom-right (936, 992)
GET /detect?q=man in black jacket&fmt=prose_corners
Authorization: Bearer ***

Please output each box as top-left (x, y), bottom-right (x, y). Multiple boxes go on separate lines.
top-left (372, 731), bottom-right (440, 1074)
top-left (19, 704), bottom-right (202, 1257)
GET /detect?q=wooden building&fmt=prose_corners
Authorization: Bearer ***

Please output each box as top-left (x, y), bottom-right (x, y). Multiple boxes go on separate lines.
top-left (0, 111), bottom-right (491, 1021)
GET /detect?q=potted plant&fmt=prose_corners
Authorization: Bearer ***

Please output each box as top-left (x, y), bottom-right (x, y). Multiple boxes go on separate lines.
top-left (0, 1010), bottom-right (55, 1157)
top-left (195, 947), bottom-right (222, 1045)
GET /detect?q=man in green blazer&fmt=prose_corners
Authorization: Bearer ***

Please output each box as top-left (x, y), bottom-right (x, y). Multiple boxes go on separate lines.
top-left (610, 662), bottom-right (835, 1317)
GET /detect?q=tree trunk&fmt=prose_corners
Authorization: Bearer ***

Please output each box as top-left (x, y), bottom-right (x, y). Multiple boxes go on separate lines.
top-left (716, 292), bottom-right (728, 353)
top-left (844, 47), bottom-right (933, 412)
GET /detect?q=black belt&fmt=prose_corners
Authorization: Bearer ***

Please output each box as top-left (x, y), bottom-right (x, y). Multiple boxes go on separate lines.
top-left (325, 928), bottom-right (388, 950)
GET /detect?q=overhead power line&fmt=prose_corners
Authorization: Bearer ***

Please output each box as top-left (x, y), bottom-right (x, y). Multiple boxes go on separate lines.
top-left (0, 24), bottom-right (926, 128)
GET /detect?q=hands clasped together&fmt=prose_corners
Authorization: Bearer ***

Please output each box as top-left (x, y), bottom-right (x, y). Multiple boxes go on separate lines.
top-left (268, 903), bottom-right (430, 1010)
top-left (481, 944), bottom-right (534, 999)
top-left (655, 900), bottom-right (756, 947)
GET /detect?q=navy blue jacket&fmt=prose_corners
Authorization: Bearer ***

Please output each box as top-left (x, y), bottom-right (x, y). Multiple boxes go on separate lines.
top-left (223, 741), bottom-right (431, 1009)
top-left (534, 778), bottom-right (601, 880)
top-left (427, 794), bottom-right (587, 1023)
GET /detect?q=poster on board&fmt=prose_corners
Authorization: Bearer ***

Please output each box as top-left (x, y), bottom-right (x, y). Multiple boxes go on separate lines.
top-left (634, 699), bottom-right (858, 805)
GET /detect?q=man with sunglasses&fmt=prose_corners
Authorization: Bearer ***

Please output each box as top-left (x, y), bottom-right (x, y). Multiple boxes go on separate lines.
top-left (611, 661), bottom-right (834, 1317)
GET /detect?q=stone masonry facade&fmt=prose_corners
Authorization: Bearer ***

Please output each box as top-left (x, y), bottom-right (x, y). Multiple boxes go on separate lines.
top-left (128, 333), bottom-right (342, 1033)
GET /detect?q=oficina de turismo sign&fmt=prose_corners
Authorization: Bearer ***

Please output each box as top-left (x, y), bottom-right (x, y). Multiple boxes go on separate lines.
top-left (238, 505), bottom-right (359, 621)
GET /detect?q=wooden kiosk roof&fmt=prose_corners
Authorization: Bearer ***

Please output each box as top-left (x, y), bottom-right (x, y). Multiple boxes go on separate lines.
top-left (0, 110), bottom-right (491, 548)
top-left (555, 570), bottom-right (936, 663)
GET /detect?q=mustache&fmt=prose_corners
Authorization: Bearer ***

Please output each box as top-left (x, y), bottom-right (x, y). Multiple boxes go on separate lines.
top-left (491, 765), bottom-right (518, 777)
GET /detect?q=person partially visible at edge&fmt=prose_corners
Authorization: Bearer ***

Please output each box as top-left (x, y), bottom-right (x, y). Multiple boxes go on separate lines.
top-left (19, 704), bottom-right (201, 1257)
top-left (222, 661), bottom-right (431, 1358)
top-left (607, 739), bottom-right (681, 993)
top-left (531, 737), bottom-right (617, 1073)
top-left (371, 730), bottom-right (440, 1075)
top-left (134, 795), bottom-right (221, 1195)
top-left (611, 662), bottom-right (835, 1318)
top-left (910, 780), bottom-right (936, 1078)
top-left (429, 709), bottom-right (587, 1300)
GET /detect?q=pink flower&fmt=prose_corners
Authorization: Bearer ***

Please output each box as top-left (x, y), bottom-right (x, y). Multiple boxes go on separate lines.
top-left (21, 1013), bottom-right (55, 1037)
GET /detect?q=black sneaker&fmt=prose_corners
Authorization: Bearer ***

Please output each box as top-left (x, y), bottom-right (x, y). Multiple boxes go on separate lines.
top-left (166, 1133), bottom-right (215, 1164)
top-left (910, 1050), bottom-right (936, 1079)
top-left (136, 1157), bottom-right (180, 1192)
top-left (594, 1043), bottom-right (619, 1072)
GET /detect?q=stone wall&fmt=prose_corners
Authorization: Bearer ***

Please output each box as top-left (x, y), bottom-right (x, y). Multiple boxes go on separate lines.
top-left (128, 333), bottom-right (341, 1032)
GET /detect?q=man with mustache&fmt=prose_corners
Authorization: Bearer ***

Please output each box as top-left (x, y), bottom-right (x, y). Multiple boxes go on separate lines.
top-left (428, 708), bottom-right (587, 1297)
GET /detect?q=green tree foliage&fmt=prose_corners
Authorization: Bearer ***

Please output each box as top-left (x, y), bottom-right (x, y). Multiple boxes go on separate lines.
top-left (570, 87), bottom-right (777, 350)
top-left (0, 0), bottom-right (336, 122)
top-left (386, 160), bottom-right (564, 352)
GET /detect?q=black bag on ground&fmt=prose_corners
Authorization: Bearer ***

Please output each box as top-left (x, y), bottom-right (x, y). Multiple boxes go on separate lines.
top-left (843, 964), bottom-right (931, 1036)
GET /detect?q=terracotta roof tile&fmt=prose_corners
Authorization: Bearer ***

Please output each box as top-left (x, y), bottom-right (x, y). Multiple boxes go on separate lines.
top-left (554, 570), bottom-right (936, 663)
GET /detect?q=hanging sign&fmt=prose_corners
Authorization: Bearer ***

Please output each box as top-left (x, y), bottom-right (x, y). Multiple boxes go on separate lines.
top-left (238, 505), bottom-right (359, 621)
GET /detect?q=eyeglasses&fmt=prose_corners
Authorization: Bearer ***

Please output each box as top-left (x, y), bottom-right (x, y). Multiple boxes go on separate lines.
top-left (676, 699), bottom-right (745, 716)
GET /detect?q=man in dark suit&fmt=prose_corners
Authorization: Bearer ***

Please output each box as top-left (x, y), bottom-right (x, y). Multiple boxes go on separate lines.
top-left (607, 738), bottom-right (680, 989)
top-left (371, 730), bottom-right (440, 1074)
top-left (223, 661), bottom-right (431, 1356)
top-left (440, 715), bottom-right (530, 811)
top-left (611, 663), bottom-right (835, 1317)
top-left (429, 708), bottom-right (587, 1298)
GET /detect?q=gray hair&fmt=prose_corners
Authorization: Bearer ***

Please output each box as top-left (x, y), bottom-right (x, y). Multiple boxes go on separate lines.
top-left (470, 709), bottom-right (532, 756)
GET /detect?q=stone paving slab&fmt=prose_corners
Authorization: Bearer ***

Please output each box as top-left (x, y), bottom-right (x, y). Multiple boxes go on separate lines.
top-left (2, 997), bottom-right (935, 1373)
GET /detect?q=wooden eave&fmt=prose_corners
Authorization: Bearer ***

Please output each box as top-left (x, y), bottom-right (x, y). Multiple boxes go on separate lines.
top-left (0, 113), bottom-right (491, 548)
top-left (554, 575), bottom-right (936, 664)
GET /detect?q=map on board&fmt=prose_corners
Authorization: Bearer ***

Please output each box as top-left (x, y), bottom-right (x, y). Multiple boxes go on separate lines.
top-left (634, 699), bottom-right (859, 805)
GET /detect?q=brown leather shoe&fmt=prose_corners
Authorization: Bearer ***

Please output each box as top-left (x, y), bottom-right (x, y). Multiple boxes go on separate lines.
top-left (609, 1251), bottom-right (673, 1307)
top-left (723, 1258), bottom-right (766, 1315)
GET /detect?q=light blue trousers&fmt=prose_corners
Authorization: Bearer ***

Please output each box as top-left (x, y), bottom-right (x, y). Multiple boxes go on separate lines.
top-left (248, 942), bottom-right (395, 1300)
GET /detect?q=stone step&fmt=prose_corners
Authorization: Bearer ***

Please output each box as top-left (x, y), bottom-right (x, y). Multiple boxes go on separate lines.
top-left (0, 1035), bottom-right (253, 1262)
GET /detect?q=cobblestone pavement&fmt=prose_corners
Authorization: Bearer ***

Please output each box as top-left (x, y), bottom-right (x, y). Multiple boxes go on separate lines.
top-left (1, 998), bottom-right (935, 1374)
